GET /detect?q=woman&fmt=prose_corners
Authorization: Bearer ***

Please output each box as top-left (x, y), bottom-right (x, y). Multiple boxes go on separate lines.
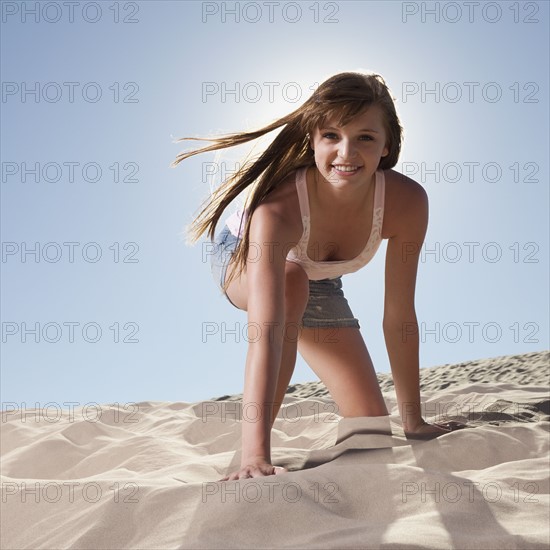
top-left (172, 72), bottom-right (462, 482)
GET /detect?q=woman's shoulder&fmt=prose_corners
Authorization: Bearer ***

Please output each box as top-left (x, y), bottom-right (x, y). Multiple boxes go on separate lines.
top-left (381, 169), bottom-right (428, 239)
top-left (249, 168), bottom-right (304, 239)
top-left (383, 169), bottom-right (427, 199)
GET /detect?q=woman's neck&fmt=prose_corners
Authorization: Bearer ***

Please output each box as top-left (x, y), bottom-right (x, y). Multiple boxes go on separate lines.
top-left (310, 166), bottom-right (375, 214)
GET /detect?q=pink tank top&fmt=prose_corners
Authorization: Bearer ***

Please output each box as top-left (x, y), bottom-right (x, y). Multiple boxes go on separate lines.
top-left (225, 166), bottom-right (385, 280)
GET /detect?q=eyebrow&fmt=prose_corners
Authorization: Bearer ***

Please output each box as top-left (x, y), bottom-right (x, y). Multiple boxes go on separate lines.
top-left (321, 126), bottom-right (380, 133)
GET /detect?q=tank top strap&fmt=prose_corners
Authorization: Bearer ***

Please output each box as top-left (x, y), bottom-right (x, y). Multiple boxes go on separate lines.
top-left (295, 166), bottom-right (311, 218)
top-left (374, 169), bottom-right (385, 211)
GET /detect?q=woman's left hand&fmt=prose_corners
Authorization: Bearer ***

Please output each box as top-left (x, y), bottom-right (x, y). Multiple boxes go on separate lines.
top-left (404, 419), bottom-right (468, 439)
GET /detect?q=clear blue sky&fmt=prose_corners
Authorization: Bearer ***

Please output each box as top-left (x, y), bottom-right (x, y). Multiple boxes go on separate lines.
top-left (1, 0), bottom-right (548, 408)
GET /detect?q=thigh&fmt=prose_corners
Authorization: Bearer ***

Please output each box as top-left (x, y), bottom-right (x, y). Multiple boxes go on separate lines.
top-left (210, 226), bottom-right (247, 310)
top-left (297, 326), bottom-right (388, 418)
top-left (212, 229), bottom-right (310, 315)
top-left (223, 254), bottom-right (248, 311)
top-left (224, 255), bottom-right (310, 316)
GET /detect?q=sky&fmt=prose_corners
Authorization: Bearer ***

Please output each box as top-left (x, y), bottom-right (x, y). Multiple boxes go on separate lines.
top-left (1, 0), bottom-right (548, 410)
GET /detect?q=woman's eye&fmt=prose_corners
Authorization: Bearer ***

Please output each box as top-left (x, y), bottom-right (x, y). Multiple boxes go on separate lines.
top-left (321, 133), bottom-right (374, 141)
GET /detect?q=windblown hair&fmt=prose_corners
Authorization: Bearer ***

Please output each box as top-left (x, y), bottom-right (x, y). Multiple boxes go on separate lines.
top-left (170, 72), bottom-right (403, 293)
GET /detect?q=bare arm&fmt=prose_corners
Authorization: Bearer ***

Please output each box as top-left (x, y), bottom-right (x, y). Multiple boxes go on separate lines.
top-left (382, 179), bottom-right (428, 432)
top-left (239, 205), bottom-right (297, 466)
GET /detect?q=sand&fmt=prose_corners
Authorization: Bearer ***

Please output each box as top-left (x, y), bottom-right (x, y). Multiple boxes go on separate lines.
top-left (1, 350), bottom-right (549, 549)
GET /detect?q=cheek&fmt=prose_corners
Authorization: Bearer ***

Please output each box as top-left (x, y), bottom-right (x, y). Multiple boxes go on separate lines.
top-left (364, 143), bottom-right (384, 155)
top-left (315, 149), bottom-right (333, 164)
top-left (315, 142), bottom-right (334, 155)
top-left (313, 151), bottom-right (333, 169)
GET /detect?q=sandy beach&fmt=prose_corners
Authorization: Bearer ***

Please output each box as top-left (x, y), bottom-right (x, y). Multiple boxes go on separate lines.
top-left (1, 350), bottom-right (549, 549)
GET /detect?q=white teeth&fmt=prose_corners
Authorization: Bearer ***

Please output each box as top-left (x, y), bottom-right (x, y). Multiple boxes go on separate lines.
top-left (333, 165), bottom-right (359, 172)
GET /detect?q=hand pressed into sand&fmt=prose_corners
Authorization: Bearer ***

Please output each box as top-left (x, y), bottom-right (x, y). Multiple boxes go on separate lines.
top-left (404, 418), bottom-right (468, 439)
top-left (218, 458), bottom-right (288, 482)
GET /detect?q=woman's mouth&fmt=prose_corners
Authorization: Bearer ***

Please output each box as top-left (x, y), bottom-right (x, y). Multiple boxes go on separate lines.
top-left (331, 164), bottom-right (362, 176)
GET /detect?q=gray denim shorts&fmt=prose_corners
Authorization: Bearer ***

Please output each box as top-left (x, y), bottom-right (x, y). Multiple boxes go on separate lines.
top-left (209, 225), bottom-right (360, 329)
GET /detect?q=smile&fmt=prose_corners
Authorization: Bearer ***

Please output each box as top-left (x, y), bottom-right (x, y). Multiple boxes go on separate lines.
top-left (332, 164), bottom-right (362, 175)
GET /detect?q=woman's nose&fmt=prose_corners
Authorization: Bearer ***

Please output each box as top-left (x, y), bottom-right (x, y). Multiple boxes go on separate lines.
top-left (337, 140), bottom-right (356, 160)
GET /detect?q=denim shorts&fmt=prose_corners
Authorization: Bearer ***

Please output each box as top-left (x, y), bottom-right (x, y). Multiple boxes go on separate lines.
top-left (209, 225), bottom-right (360, 329)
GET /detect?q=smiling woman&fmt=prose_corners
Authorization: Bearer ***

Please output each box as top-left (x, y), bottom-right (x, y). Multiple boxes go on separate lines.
top-left (170, 72), bottom-right (466, 482)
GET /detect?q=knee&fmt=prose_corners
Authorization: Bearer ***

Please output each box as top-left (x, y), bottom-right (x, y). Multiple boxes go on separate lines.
top-left (284, 262), bottom-right (309, 320)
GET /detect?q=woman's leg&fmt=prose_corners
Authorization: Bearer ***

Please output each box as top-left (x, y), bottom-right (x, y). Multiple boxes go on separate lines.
top-left (297, 326), bottom-right (389, 418)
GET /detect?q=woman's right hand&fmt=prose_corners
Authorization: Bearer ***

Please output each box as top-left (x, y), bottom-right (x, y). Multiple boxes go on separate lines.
top-left (218, 461), bottom-right (288, 482)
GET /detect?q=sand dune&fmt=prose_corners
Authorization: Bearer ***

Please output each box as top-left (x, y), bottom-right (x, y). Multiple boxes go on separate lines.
top-left (213, 350), bottom-right (550, 399)
top-left (1, 350), bottom-right (549, 549)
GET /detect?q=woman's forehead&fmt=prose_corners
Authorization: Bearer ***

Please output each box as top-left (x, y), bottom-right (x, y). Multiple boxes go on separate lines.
top-left (318, 105), bottom-right (385, 130)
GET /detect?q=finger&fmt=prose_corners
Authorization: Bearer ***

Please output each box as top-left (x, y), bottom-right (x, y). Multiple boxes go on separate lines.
top-left (274, 466), bottom-right (287, 475)
top-left (434, 423), bottom-right (452, 431)
top-left (439, 422), bottom-right (466, 431)
top-left (450, 422), bottom-right (468, 430)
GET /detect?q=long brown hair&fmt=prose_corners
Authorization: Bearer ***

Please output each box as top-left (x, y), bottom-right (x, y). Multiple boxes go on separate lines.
top-left (170, 72), bottom-right (403, 292)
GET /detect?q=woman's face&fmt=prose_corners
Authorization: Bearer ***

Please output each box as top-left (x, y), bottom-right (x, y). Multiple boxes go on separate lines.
top-left (310, 104), bottom-right (389, 185)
